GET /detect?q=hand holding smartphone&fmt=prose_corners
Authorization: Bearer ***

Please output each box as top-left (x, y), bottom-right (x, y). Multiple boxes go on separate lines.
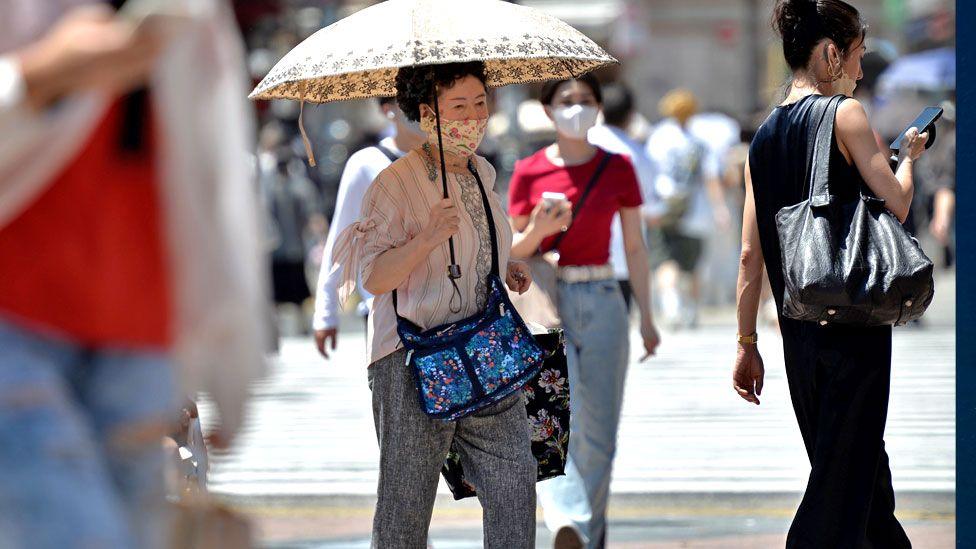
top-left (889, 107), bottom-right (943, 152)
top-left (541, 191), bottom-right (569, 214)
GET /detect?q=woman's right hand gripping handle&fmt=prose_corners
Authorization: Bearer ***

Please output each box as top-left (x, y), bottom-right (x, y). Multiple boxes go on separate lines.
top-left (362, 199), bottom-right (460, 296)
top-left (417, 198), bottom-right (461, 248)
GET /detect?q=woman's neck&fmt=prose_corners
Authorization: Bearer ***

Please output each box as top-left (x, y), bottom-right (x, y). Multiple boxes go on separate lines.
top-left (783, 72), bottom-right (833, 105)
top-left (392, 128), bottom-right (426, 154)
top-left (549, 135), bottom-right (596, 167)
top-left (421, 142), bottom-right (469, 173)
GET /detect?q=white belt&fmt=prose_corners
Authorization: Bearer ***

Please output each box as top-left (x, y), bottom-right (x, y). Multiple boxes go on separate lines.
top-left (557, 263), bottom-right (615, 284)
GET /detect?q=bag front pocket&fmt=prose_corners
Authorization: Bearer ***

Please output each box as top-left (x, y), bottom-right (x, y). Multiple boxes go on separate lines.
top-left (464, 313), bottom-right (542, 394)
top-left (411, 346), bottom-right (478, 417)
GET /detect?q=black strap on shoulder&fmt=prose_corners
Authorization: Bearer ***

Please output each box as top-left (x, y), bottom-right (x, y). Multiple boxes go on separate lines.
top-left (375, 143), bottom-right (400, 163)
top-left (543, 150), bottom-right (615, 254)
top-left (391, 159), bottom-right (500, 316)
top-left (806, 95), bottom-right (846, 208)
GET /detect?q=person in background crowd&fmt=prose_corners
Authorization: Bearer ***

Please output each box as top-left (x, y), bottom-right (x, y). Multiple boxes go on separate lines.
top-left (915, 99), bottom-right (956, 268)
top-left (260, 153), bottom-right (323, 332)
top-left (587, 82), bottom-right (663, 311)
top-left (0, 2), bottom-right (267, 548)
top-left (509, 74), bottom-right (660, 549)
top-left (645, 89), bottom-right (731, 328)
top-left (313, 96), bottom-right (427, 358)
top-left (735, 0), bottom-right (927, 546)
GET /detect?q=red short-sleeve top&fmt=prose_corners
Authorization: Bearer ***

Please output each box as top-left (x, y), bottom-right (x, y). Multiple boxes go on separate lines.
top-left (508, 148), bottom-right (642, 267)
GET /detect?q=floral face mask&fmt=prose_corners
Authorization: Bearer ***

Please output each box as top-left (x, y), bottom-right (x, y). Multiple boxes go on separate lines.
top-left (420, 113), bottom-right (489, 158)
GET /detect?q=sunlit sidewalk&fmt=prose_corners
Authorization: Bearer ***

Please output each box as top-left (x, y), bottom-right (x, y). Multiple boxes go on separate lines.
top-left (201, 273), bottom-right (955, 546)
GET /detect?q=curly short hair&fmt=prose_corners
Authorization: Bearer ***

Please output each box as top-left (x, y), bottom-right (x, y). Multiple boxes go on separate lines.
top-left (394, 62), bottom-right (488, 122)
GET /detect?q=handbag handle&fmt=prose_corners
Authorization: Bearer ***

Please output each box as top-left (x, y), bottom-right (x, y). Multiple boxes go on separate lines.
top-left (806, 95), bottom-right (885, 209)
top-left (542, 150), bottom-right (615, 254)
top-left (806, 95), bottom-right (845, 208)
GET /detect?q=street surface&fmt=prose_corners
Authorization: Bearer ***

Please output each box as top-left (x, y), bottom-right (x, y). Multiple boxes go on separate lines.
top-left (200, 275), bottom-right (956, 547)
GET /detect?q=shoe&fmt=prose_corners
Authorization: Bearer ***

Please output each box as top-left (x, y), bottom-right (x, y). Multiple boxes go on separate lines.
top-left (553, 525), bottom-right (584, 549)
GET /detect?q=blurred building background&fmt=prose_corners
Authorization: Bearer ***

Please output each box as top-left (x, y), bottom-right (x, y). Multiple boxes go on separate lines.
top-left (235, 0), bottom-right (955, 324)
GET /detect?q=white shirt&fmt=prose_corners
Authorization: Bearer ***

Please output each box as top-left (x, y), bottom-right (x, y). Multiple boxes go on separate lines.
top-left (588, 124), bottom-right (662, 279)
top-left (645, 119), bottom-right (721, 238)
top-left (312, 137), bottom-right (404, 330)
top-left (688, 112), bottom-right (741, 165)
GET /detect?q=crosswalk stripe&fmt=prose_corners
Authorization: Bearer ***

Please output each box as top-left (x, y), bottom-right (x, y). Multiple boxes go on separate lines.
top-left (200, 326), bottom-right (955, 497)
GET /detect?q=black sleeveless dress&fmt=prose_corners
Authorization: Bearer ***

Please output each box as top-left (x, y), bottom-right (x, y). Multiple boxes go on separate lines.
top-left (749, 95), bottom-right (912, 549)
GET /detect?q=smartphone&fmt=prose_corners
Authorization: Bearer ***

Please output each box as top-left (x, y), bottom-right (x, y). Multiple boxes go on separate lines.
top-left (541, 192), bottom-right (568, 213)
top-left (888, 107), bottom-right (943, 151)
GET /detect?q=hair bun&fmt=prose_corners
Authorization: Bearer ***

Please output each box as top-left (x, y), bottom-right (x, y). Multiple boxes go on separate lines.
top-left (773, 0), bottom-right (818, 39)
top-left (771, 0), bottom-right (865, 72)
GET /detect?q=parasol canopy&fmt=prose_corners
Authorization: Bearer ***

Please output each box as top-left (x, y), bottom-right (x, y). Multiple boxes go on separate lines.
top-left (249, 0), bottom-right (617, 104)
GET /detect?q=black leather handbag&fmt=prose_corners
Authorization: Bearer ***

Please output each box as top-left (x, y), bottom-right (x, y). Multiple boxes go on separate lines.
top-left (775, 95), bottom-right (935, 327)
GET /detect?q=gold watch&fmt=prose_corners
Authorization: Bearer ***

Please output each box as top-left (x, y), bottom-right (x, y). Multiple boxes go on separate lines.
top-left (737, 332), bottom-right (758, 345)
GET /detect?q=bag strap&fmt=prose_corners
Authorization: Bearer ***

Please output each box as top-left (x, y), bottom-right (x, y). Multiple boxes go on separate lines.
top-left (543, 150), bottom-right (615, 254)
top-left (375, 143), bottom-right (400, 163)
top-left (392, 159), bottom-right (500, 316)
top-left (807, 95), bottom-right (847, 208)
top-left (467, 161), bottom-right (501, 279)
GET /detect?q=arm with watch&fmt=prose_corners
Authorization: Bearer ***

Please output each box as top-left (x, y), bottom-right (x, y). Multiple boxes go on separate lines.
top-left (733, 155), bottom-right (765, 405)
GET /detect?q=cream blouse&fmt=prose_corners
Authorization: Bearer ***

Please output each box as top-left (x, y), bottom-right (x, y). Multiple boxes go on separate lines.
top-left (333, 150), bottom-right (513, 365)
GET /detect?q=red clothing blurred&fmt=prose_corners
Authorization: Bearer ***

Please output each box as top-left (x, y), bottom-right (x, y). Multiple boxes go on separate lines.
top-left (508, 148), bottom-right (643, 266)
top-left (0, 99), bottom-right (172, 348)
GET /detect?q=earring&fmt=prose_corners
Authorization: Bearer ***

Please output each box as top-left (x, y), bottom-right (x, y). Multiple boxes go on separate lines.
top-left (830, 63), bottom-right (843, 82)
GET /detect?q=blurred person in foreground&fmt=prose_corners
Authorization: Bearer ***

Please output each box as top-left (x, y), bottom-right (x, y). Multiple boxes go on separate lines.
top-left (509, 75), bottom-right (660, 549)
top-left (645, 89), bottom-right (731, 328)
top-left (313, 96), bottom-right (427, 358)
top-left (734, 0), bottom-right (928, 546)
top-left (0, 1), bottom-right (267, 547)
top-left (587, 82), bottom-right (663, 311)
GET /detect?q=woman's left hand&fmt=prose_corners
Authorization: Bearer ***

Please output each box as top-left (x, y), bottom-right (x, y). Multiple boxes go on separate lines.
top-left (505, 260), bottom-right (532, 294)
top-left (639, 320), bottom-right (661, 362)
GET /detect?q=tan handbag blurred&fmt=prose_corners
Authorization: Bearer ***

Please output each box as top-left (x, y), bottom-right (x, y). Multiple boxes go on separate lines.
top-left (169, 495), bottom-right (252, 549)
top-left (508, 252), bottom-right (561, 329)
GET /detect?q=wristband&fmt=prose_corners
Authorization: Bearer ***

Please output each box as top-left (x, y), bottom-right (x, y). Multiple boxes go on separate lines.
top-left (737, 332), bottom-right (758, 345)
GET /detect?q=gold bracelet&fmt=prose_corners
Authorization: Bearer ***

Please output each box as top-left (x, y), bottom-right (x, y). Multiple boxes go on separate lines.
top-left (737, 332), bottom-right (758, 345)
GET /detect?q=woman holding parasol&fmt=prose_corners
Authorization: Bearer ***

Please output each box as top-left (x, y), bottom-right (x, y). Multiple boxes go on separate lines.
top-left (343, 59), bottom-right (539, 547)
top-left (250, 1), bottom-right (616, 545)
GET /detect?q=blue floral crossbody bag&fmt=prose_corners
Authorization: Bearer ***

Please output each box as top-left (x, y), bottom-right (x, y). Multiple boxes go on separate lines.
top-left (393, 161), bottom-right (547, 421)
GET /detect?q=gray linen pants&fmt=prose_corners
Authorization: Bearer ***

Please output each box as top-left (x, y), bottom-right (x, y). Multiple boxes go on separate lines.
top-left (368, 349), bottom-right (538, 549)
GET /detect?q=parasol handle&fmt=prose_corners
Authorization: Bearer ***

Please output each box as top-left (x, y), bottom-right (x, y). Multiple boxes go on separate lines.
top-left (433, 92), bottom-right (462, 278)
top-left (433, 89), bottom-right (463, 313)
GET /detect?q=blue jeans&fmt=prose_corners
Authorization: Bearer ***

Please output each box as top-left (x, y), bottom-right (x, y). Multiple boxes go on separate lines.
top-left (539, 279), bottom-right (629, 549)
top-left (0, 317), bottom-right (176, 549)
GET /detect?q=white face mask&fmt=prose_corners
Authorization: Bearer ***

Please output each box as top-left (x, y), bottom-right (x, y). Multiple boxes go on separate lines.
top-left (552, 104), bottom-right (599, 139)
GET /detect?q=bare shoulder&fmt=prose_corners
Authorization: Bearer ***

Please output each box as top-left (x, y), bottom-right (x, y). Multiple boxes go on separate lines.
top-left (835, 97), bottom-right (870, 134)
